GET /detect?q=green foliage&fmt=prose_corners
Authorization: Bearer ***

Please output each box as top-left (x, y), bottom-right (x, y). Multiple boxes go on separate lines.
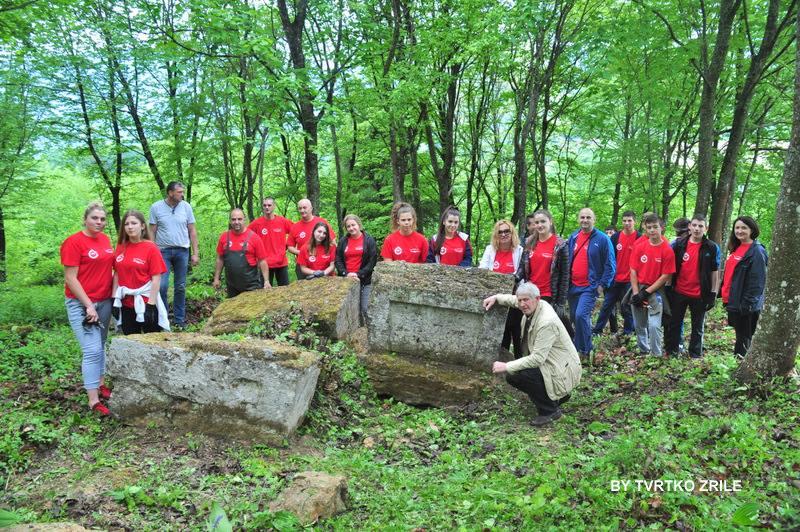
top-left (0, 285), bottom-right (67, 326)
top-left (207, 502), bottom-right (232, 532)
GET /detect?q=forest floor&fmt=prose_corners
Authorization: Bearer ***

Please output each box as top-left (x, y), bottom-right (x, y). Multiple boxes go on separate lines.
top-left (0, 287), bottom-right (799, 530)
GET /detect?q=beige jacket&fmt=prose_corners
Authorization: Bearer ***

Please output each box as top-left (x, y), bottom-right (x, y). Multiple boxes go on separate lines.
top-left (496, 295), bottom-right (582, 400)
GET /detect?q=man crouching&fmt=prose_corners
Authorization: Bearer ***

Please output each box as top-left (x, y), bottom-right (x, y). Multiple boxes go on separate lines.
top-left (483, 282), bottom-right (582, 427)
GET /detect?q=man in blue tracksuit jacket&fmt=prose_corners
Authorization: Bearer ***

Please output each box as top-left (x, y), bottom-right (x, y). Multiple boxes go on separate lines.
top-left (567, 208), bottom-right (616, 359)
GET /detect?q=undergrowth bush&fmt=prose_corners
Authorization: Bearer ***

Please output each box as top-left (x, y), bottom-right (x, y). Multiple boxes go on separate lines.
top-left (0, 285), bottom-right (66, 326)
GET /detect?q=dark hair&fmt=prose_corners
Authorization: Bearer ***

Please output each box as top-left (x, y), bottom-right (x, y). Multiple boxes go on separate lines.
top-left (166, 181), bottom-right (185, 193)
top-left (621, 210), bottom-right (636, 219)
top-left (433, 206), bottom-right (461, 256)
top-left (690, 213), bottom-right (707, 223)
top-left (605, 225), bottom-right (617, 232)
top-left (308, 221), bottom-right (332, 255)
top-left (117, 209), bottom-right (151, 246)
top-left (642, 213), bottom-right (660, 227)
top-left (527, 209), bottom-right (556, 245)
top-left (391, 202), bottom-right (417, 232)
top-left (727, 216), bottom-right (760, 252)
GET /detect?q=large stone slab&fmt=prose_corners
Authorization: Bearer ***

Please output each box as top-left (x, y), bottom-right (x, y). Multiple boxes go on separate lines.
top-left (205, 276), bottom-right (360, 337)
top-left (358, 352), bottom-right (495, 407)
top-left (106, 333), bottom-right (320, 439)
top-left (367, 262), bottom-right (514, 370)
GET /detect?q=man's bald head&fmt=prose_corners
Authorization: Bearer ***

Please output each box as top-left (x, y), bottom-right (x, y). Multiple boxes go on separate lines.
top-left (578, 208), bottom-right (595, 233)
top-left (297, 198), bottom-right (313, 221)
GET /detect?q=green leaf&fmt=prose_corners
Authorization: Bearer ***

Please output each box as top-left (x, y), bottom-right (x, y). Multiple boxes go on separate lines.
top-left (731, 502), bottom-right (759, 526)
top-left (0, 508), bottom-right (23, 527)
top-left (587, 421), bottom-right (611, 434)
top-left (207, 502), bottom-right (233, 532)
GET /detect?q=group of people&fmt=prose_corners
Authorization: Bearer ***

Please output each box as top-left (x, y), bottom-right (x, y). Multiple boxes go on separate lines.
top-left (61, 184), bottom-right (768, 424)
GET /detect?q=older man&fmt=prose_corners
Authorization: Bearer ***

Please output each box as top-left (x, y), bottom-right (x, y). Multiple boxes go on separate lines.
top-left (149, 181), bottom-right (199, 328)
top-left (287, 198), bottom-right (335, 280)
top-left (247, 197), bottom-right (293, 286)
top-left (484, 282), bottom-right (582, 427)
top-left (567, 208), bottom-right (615, 361)
top-left (213, 209), bottom-right (270, 298)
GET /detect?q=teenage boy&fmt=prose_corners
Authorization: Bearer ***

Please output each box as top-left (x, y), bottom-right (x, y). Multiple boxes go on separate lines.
top-left (629, 213), bottom-right (676, 356)
top-left (593, 211), bottom-right (639, 338)
top-left (665, 214), bottom-right (720, 358)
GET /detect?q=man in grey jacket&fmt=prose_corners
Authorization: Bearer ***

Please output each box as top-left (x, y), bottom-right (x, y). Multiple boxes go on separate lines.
top-left (484, 282), bottom-right (582, 426)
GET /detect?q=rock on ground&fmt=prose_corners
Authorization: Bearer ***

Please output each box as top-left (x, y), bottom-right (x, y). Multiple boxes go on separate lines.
top-left (205, 276), bottom-right (360, 337)
top-left (106, 333), bottom-right (320, 439)
top-left (269, 471), bottom-right (348, 524)
top-left (368, 262), bottom-right (514, 370)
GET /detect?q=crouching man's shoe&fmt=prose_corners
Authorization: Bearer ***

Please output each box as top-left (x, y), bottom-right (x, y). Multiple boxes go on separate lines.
top-left (531, 409), bottom-right (563, 427)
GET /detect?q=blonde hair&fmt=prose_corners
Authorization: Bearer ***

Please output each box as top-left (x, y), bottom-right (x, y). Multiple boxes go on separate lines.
top-left (491, 219), bottom-right (519, 250)
top-left (343, 214), bottom-right (363, 231)
top-left (83, 201), bottom-right (106, 222)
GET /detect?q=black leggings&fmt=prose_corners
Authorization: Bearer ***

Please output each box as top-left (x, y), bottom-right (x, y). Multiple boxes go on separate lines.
top-left (541, 296), bottom-right (575, 338)
top-left (121, 307), bottom-right (163, 335)
top-left (727, 310), bottom-right (760, 357)
top-left (502, 307), bottom-right (523, 356)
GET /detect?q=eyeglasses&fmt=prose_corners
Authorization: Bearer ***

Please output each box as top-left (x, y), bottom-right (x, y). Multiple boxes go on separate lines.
top-left (498, 229), bottom-right (511, 235)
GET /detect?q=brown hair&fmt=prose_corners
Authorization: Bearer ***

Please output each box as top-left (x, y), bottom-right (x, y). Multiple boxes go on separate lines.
top-left (117, 209), bottom-right (151, 246)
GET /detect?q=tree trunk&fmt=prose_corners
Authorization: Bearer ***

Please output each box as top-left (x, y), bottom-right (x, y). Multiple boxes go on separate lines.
top-left (693, 0), bottom-right (742, 217)
top-left (0, 205), bottom-right (5, 282)
top-left (708, 0), bottom-right (795, 244)
top-left (734, 12), bottom-right (800, 384)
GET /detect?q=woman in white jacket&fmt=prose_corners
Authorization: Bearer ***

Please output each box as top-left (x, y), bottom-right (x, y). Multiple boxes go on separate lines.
top-left (479, 219), bottom-right (524, 354)
top-left (112, 210), bottom-right (170, 334)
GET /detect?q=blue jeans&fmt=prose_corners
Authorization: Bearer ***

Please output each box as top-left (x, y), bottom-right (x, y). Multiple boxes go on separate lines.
top-left (159, 247), bottom-right (189, 326)
top-left (631, 292), bottom-right (664, 356)
top-left (593, 281), bottom-right (634, 335)
top-left (569, 285), bottom-right (598, 354)
top-left (66, 298), bottom-right (112, 390)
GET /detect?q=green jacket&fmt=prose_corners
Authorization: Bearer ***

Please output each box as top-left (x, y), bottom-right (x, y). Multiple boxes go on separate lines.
top-left (496, 295), bottom-right (582, 400)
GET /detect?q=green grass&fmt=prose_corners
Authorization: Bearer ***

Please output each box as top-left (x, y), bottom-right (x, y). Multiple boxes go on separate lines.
top-left (0, 291), bottom-right (798, 530)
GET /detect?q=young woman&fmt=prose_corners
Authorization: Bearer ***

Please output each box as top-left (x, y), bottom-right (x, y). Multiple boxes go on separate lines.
top-left (112, 210), bottom-right (169, 335)
top-left (60, 202), bottom-right (115, 416)
top-left (335, 214), bottom-right (378, 324)
top-left (516, 210), bottom-right (573, 336)
top-left (479, 219), bottom-right (525, 354)
top-left (426, 206), bottom-right (473, 267)
top-left (720, 216), bottom-right (768, 358)
top-left (381, 202), bottom-right (428, 263)
top-left (297, 221), bottom-right (336, 278)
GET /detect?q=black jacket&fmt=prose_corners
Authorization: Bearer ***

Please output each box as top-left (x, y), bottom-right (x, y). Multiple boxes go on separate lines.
top-left (672, 235), bottom-right (721, 305)
top-left (335, 231), bottom-right (378, 285)
top-left (516, 236), bottom-right (569, 308)
top-left (723, 240), bottom-right (768, 313)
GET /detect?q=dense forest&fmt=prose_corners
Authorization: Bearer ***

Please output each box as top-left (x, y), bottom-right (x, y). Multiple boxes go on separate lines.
top-left (2, 0), bottom-right (798, 276)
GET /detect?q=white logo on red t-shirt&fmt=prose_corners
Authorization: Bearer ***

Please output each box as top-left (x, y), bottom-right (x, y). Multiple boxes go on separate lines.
top-left (394, 246), bottom-right (402, 255)
top-left (542, 252), bottom-right (553, 258)
top-left (273, 228), bottom-right (283, 233)
top-left (440, 248), bottom-right (447, 255)
top-left (734, 255), bottom-right (743, 262)
top-left (410, 248), bottom-right (420, 253)
top-left (493, 261), bottom-right (500, 269)
top-left (88, 249), bottom-right (98, 259)
top-left (115, 254), bottom-right (124, 263)
top-left (261, 228), bottom-right (268, 235)
top-left (640, 255), bottom-right (648, 263)
top-left (299, 231), bottom-right (307, 239)
top-left (309, 256), bottom-right (317, 263)
top-left (105, 248), bottom-right (113, 254)
top-left (683, 252), bottom-right (690, 262)
top-left (616, 243), bottom-right (623, 251)
top-left (133, 258), bottom-right (146, 265)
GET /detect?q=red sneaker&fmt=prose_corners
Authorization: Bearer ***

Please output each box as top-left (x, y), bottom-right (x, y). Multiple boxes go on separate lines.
top-left (91, 402), bottom-right (111, 416)
top-left (99, 384), bottom-right (112, 400)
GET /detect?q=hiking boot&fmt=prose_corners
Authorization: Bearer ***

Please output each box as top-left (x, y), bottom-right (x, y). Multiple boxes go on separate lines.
top-left (91, 402), bottom-right (111, 416)
top-left (531, 410), bottom-right (563, 427)
top-left (98, 384), bottom-right (112, 400)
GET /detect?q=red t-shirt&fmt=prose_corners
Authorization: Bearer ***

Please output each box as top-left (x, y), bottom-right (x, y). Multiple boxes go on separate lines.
top-left (675, 240), bottom-right (702, 298)
top-left (528, 235), bottom-right (556, 296)
top-left (288, 217), bottom-right (336, 251)
top-left (247, 215), bottom-right (292, 268)
top-left (436, 235), bottom-right (469, 266)
top-left (571, 231), bottom-right (591, 287)
top-left (722, 243), bottom-right (751, 304)
top-left (614, 231), bottom-right (638, 283)
top-left (114, 241), bottom-right (168, 308)
top-left (630, 238), bottom-right (676, 286)
top-left (297, 244), bottom-right (335, 274)
top-left (216, 230), bottom-right (267, 267)
top-left (381, 231), bottom-right (428, 263)
top-left (60, 231), bottom-right (114, 301)
top-left (493, 250), bottom-right (516, 274)
top-left (344, 234), bottom-right (364, 273)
